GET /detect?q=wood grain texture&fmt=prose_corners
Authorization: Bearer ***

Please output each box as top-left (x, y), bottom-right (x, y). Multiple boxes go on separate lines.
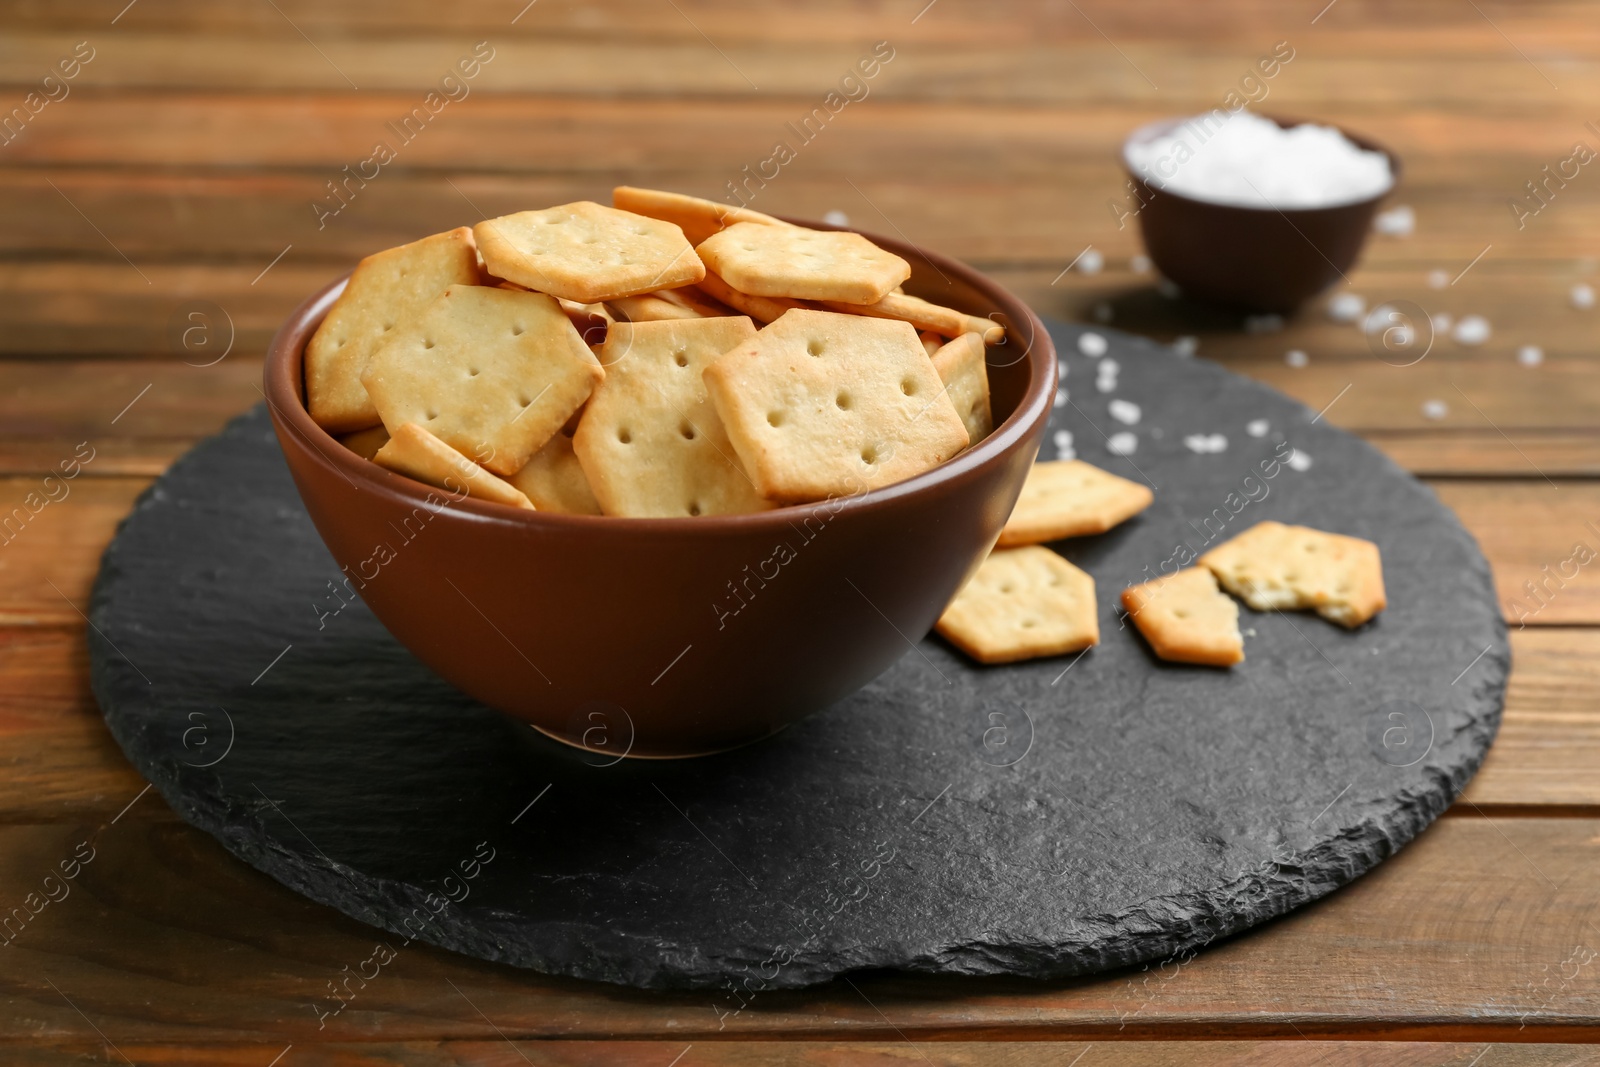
top-left (0, 816), bottom-right (1595, 1043)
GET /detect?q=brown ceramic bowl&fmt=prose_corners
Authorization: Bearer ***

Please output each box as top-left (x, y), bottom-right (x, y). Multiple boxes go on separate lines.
top-left (263, 221), bottom-right (1056, 758)
top-left (1123, 114), bottom-right (1400, 312)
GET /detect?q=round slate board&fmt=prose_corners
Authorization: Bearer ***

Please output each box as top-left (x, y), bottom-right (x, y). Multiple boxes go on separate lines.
top-left (89, 319), bottom-right (1507, 993)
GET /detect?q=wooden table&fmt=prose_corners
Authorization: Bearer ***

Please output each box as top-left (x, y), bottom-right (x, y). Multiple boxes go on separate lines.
top-left (3, 1), bottom-right (1597, 1062)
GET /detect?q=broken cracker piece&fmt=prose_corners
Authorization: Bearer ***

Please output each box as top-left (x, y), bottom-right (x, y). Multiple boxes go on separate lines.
top-left (374, 422), bottom-right (533, 510)
top-left (1199, 520), bottom-right (1386, 628)
top-left (1122, 566), bottom-right (1243, 667)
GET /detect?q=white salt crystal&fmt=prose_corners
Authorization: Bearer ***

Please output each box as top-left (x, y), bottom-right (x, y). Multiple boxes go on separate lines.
top-left (1052, 429), bottom-right (1075, 460)
top-left (1130, 254), bottom-right (1152, 273)
top-left (1428, 269), bottom-right (1449, 289)
top-left (1173, 335), bottom-right (1198, 357)
top-left (1518, 345), bottom-right (1544, 367)
top-left (1109, 399), bottom-right (1141, 425)
top-left (1096, 377), bottom-right (1117, 394)
top-left (1077, 249), bottom-right (1104, 275)
top-left (1124, 111), bottom-right (1394, 209)
top-left (1287, 449), bottom-right (1312, 472)
top-left (1572, 283), bottom-right (1596, 309)
top-left (1053, 388), bottom-right (1068, 408)
top-left (1057, 359), bottom-right (1070, 380)
top-left (1421, 399), bottom-right (1448, 420)
top-left (1374, 205), bottom-right (1415, 237)
top-left (1285, 349), bottom-right (1309, 368)
top-left (1108, 432), bottom-right (1138, 455)
top-left (1078, 332), bottom-right (1109, 357)
top-left (1328, 292), bottom-right (1365, 323)
top-left (1183, 433), bottom-right (1228, 454)
top-left (1453, 315), bottom-right (1490, 345)
top-left (823, 210), bottom-right (849, 227)
top-left (1431, 312), bottom-right (1453, 334)
top-left (1097, 358), bottom-right (1120, 378)
top-left (1247, 418), bottom-right (1269, 437)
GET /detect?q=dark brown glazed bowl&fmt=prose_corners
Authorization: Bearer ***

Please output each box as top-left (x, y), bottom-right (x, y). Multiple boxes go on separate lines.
top-left (1123, 114), bottom-right (1400, 312)
top-left (263, 222), bottom-right (1056, 758)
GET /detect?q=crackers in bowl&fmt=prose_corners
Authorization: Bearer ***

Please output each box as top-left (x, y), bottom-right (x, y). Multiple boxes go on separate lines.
top-left (302, 188), bottom-right (1010, 520)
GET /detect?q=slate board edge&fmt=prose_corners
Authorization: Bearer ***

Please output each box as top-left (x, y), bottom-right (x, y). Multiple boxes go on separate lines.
top-left (85, 323), bottom-right (1509, 991)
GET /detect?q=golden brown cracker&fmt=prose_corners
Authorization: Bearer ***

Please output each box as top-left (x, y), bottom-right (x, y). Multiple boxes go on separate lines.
top-left (1199, 521), bottom-right (1386, 628)
top-left (696, 269), bottom-right (812, 324)
top-left (998, 460), bottom-right (1154, 547)
top-left (612, 186), bottom-right (788, 246)
top-left (1121, 566), bottom-right (1243, 667)
top-left (474, 201), bottom-right (704, 303)
top-left (936, 547), bottom-right (1099, 664)
top-left (697, 221), bottom-right (910, 304)
top-left (506, 432), bottom-right (601, 515)
top-left (820, 291), bottom-right (1004, 343)
top-left (929, 332), bottom-right (993, 447)
top-left (374, 422), bottom-right (533, 510)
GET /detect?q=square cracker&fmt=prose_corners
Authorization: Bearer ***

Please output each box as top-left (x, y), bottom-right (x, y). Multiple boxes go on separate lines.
top-left (703, 308), bottom-right (969, 503)
top-left (936, 546), bottom-right (1099, 664)
top-left (1121, 566), bottom-right (1243, 667)
top-left (697, 222), bottom-right (910, 304)
top-left (507, 432), bottom-right (601, 515)
top-left (1199, 520), bottom-right (1386, 628)
top-left (574, 316), bottom-right (772, 517)
top-left (821, 292), bottom-right (1005, 344)
top-left (374, 422), bottom-right (533, 511)
top-left (474, 201), bottom-right (704, 304)
top-left (998, 460), bottom-right (1154, 547)
top-left (612, 186), bottom-right (788, 246)
top-left (930, 332), bottom-right (994, 446)
top-left (697, 269), bottom-right (812, 324)
top-left (360, 284), bottom-right (603, 476)
top-left (305, 227), bottom-right (480, 433)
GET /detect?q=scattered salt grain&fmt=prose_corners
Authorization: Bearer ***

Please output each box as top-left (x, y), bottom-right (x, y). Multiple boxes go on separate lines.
top-left (1052, 429), bottom-right (1076, 461)
top-left (1572, 283), bottom-right (1596, 309)
top-left (823, 210), bottom-right (849, 227)
top-left (1286, 449), bottom-right (1312, 472)
top-left (1097, 358), bottom-right (1120, 379)
top-left (1374, 204), bottom-right (1415, 237)
top-left (1453, 315), bottom-right (1490, 346)
top-left (1285, 349), bottom-right (1309, 368)
top-left (1431, 311), bottom-right (1453, 334)
top-left (1421, 399), bottom-right (1448, 420)
top-left (1246, 418), bottom-right (1269, 437)
top-left (1053, 388), bottom-right (1068, 408)
top-left (1130, 254), bottom-right (1152, 273)
top-left (1518, 345), bottom-right (1544, 367)
top-left (1124, 111), bottom-right (1394, 209)
top-left (1077, 249), bottom-right (1104, 275)
top-left (1173, 335), bottom-right (1198, 357)
top-left (1428, 270), bottom-right (1449, 289)
top-left (1057, 359), bottom-right (1070, 380)
top-left (1109, 399), bottom-right (1141, 425)
top-left (1078, 332), bottom-right (1108, 358)
top-left (1328, 292), bottom-right (1365, 323)
top-left (1183, 433), bottom-right (1228, 454)
top-left (1096, 377), bottom-right (1117, 394)
top-left (1107, 431), bottom-right (1138, 455)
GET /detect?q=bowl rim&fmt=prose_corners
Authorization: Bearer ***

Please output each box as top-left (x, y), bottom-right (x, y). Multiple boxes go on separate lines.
top-left (262, 217), bottom-right (1057, 533)
top-left (1120, 111), bottom-right (1402, 214)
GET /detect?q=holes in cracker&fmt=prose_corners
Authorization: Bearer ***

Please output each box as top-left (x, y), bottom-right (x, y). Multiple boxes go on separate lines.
top-left (687, 501), bottom-right (702, 517)
top-left (423, 338), bottom-right (435, 350)
top-left (426, 409), bottom-right (439, 421)
top-left (674, 349), bottom-right (690, 368)
top-left (766, 410), bottom-right (784, 428)
top-left (468, 367), bottom-right (481, 378)
top-left (617, 427), bottom-right (633, 444)
top-left (679, 422), bottom-right (697, 441)
top-left (382, 323), bottom-right (394, 333)
top-left (518, 394), bottom-right (533, 407)
top-left (860, 444), bottom-right (878, 465)
top-left (807, 339), bottom-right (825, 357)
top-left (900, 378), bottom-right (917, 396)
top-left (835, 391), bottom-right (853, 410)
top-left (1000, 583), bottom-right (1015, 594)
top-left (1174, 608), bottom-right (1191, 619)
top-left (512, 323), bottom-right (525, 336)
top-left (1021, 619), bottom-right (1037, 630)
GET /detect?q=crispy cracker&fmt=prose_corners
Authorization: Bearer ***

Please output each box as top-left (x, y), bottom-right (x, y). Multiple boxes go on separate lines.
top-left (606, 293), bottom-right (706, 323)
top-left (998, 460), bottom-right (1154, 547)
top-left (703, 309), bottom-right (969, 503)
top-left (474, 201), bottom-right (704, 303)
top-left (612, 186), bottom-right (788, 246)
top-left (929, 332), bottom-right (993, 447)
top-left (361, 284), bottom-right (603, 476)
top-left (374, 422), bottom-right (533, 510)
top-left (575, 316), bottom-right (770, 517)
top-left (339, 424), bottom-right (390, 461)
top-left (697, 270), bottom-right (812, 324)
top-left (820, 291), bottom-right (1004, 343)
top-left (305, 227), bottom-right (480, 433)
top-left (1199, 521), bottom-right (1386, 628)
top-left (558, 297), bottom-right (615, 345)
top-left (1121, 567), bottom-right (1243, 667)
top-left (698, 222), bottom-right (910, 304)
top-left (506, 432), bottom-right (601, 515)
top-left (919, 330), bottom-right (943, 357)
top-left (936, 546), bottom-right (1099, 664)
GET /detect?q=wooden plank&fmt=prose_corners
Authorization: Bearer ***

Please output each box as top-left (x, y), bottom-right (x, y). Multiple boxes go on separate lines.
top-left (0, 1040), bottom-right (1594, 1066)
top-left (0, 817), bottom-right (1595, 1041)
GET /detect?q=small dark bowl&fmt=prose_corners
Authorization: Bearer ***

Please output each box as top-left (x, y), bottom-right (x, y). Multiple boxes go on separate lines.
top-left (1123, 114), bottom-right (1400, 312)
top-left (263, 221), bottom-right (1056, 758)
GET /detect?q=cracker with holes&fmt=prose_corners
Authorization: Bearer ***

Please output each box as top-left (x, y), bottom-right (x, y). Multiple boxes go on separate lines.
top-left (930, 332), bottom-right (993, 446)
top-left (998, 460), bottom-right (1154, 547)
top-left (361, 284), bottom-right (603, 476)
top-left (1199, 521), bottom-right (1386, 628)
top-left (821, 291), bottom-right (1004, 343)
top-left (474, 201), bottom-right (704, 304)
top-left (575, 316), bottom-right (772, 517)
top-left (698, 222), bottom-right (910, 304)
top-left (507, 432), bottom-right (601, 515)
top-left (375, 422), bottom-right (533, 510)
top-left (306, 227), bottom-right (480, 433)
top-left (703, 309), bottom-right (969, 503)
top-left (613, 186), bottom-right (788, 246)
top-left (936, 546), bottom-right (1098, 664)
top-left (1121, 566), bottom-right (1243, 667)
